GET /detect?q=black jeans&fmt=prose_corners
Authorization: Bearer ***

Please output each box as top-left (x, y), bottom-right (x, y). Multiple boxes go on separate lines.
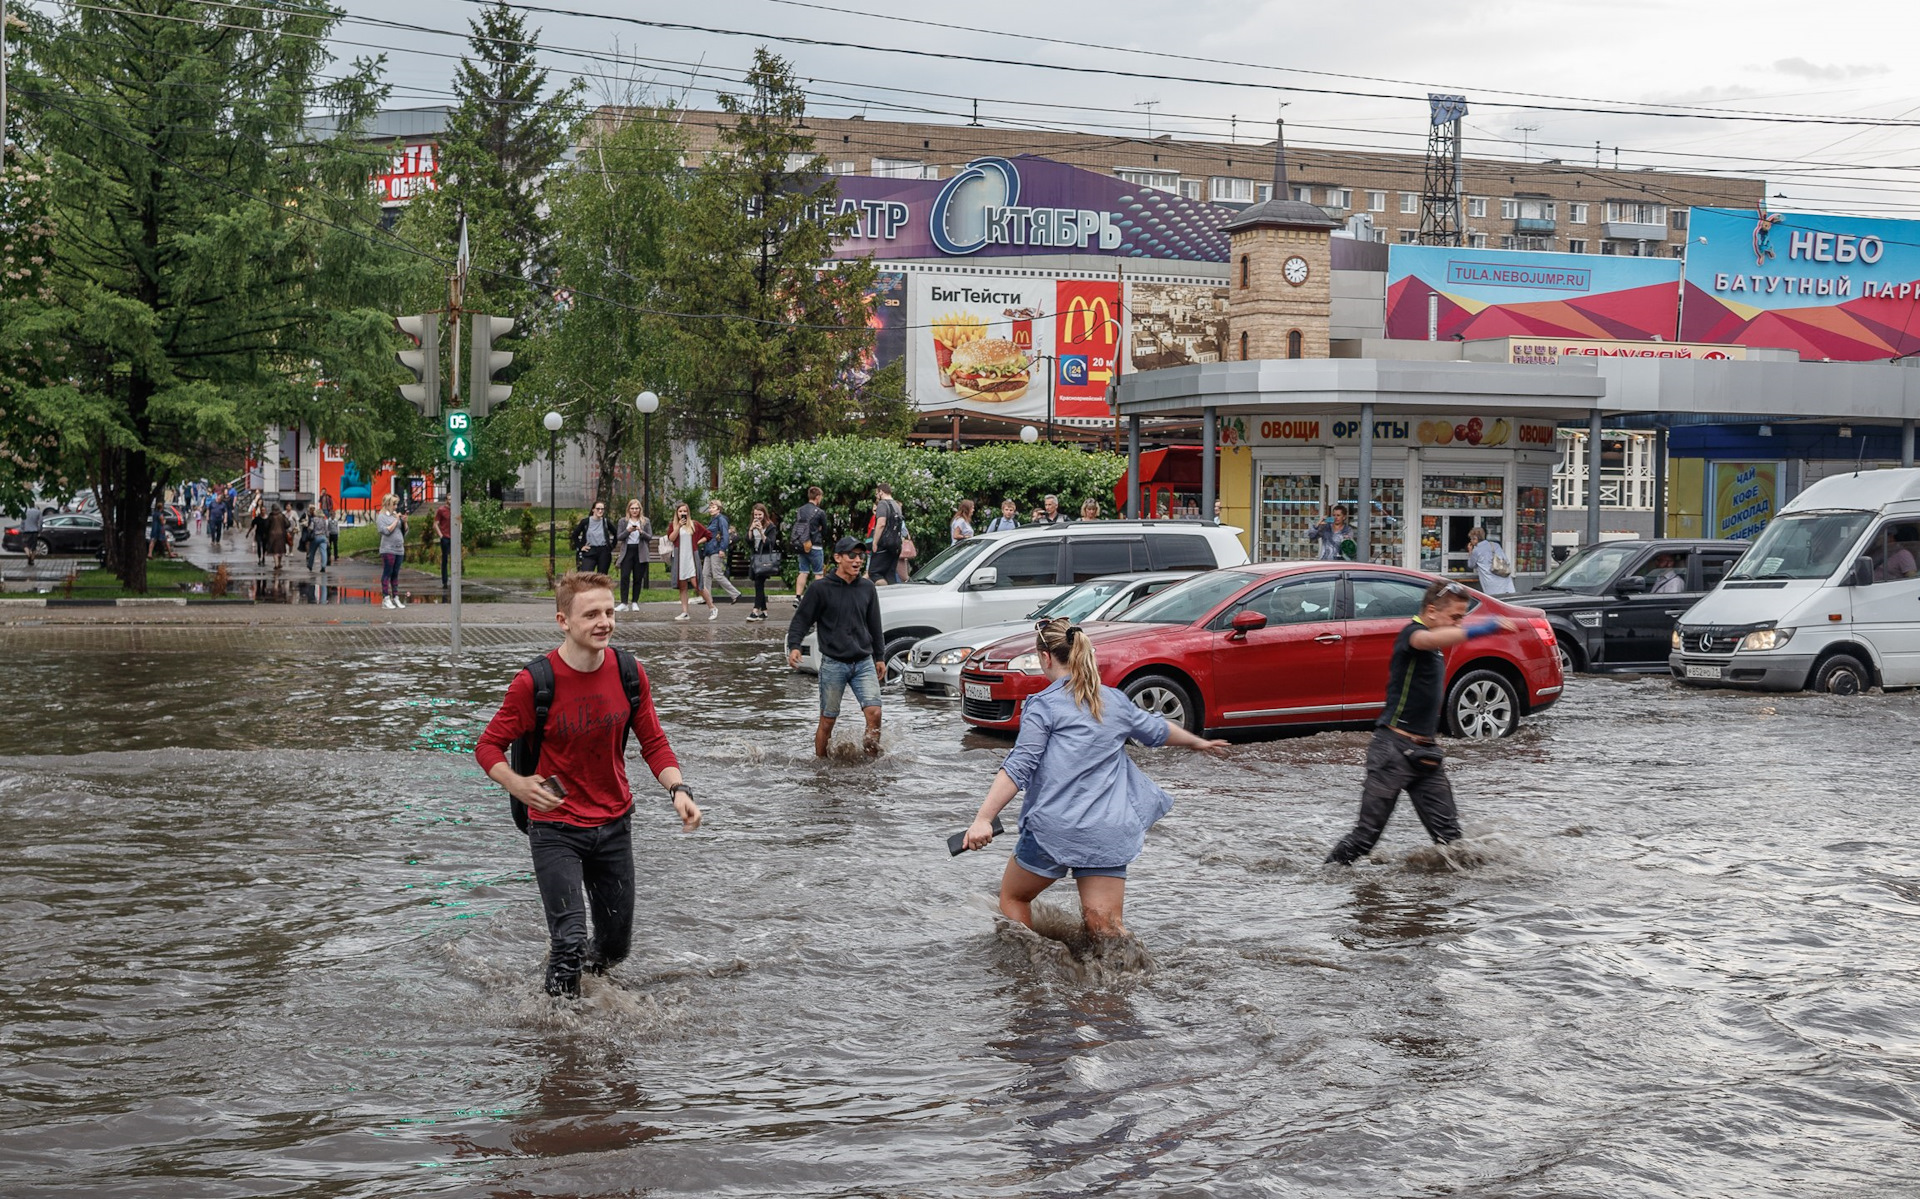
top-left (619, 543), bottom-right (649, 603)
top-left (1326, 727), bottom-right (1463, 865)
top-left (528, 814), bottom-right (634, 996)
top-left (752, 572), bottom-right (770, 611)
top-left (440, 536), bottom-right (452, 589)
top-left (582, 544), bottom-right (613, 576)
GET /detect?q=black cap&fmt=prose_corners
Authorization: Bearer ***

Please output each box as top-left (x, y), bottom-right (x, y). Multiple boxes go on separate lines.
top-left (833, 535), bottom-right (865, 555)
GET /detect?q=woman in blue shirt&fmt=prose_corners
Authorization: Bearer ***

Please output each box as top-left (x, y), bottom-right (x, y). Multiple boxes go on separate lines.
top-left (963, 617), bottom-right (1226, 938)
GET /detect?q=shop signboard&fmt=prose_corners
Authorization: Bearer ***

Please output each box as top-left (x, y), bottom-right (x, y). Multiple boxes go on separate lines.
top-left (1711, 460), bottom-right (1779, 541)
top-left (1682, 207), bottom-right (1920, 360)
top-left (1231, 414), bottom-right (1557, 449)
top-left (1386, 246), bottom-right (1681, 342)
top-left (826, 156), bottom-right (1231, 264)
top-left (1503, 336), bottom-right (1745, 364)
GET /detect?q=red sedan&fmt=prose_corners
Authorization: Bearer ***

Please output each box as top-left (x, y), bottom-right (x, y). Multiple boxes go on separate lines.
top-left (959, 563), bottom-right (1563, 739)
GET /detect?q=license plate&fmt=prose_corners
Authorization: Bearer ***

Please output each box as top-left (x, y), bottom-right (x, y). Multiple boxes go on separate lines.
top-left (904, 670), bottom-right (924, 688)
top-left (964, 682), bottom-right (992, 701)
top-left (1685, 663), bottom-right (1723, 680)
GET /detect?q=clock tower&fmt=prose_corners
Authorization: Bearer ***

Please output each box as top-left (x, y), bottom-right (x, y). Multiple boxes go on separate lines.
top-left (1224, 122), bottom-right (1340, 361)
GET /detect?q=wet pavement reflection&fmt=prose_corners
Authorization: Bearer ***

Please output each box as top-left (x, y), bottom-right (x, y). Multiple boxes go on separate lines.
top-left (3, 632), bottom-right (1920, 1196)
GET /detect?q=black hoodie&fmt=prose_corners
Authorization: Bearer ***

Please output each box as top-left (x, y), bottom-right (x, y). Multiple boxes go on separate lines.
top-left (787, 569), bottom-right (885, 664)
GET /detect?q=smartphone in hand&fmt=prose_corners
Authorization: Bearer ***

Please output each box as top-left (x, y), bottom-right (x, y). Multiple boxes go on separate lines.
top-left (947, 816), bottom-right (1006, 857)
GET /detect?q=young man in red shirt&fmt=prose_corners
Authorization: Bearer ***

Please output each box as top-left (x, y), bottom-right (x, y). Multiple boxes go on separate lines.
top-left (476, 571), bottom-right (702, 997)
top-left (434, 500), bottom-right (452, 591)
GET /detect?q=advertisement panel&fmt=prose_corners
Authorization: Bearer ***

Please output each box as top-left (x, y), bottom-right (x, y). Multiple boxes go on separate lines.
top-left (1712, 460), bottom-right (1778, 541)
top-left (827, 156), bottom-right (1231, 264)
top-left (1682, 207), bottom-right (1920, 360)
top-left (911, 274), bottom-right (1054, 420)
top-left (1503, 336), bottom-right (1745, 364)
top-left (1129, 280), bottom-right (1230, 371)
top-left (1054, 281), bottom-right (1122, 418)
top-left (1386, 246), bottom-right (1681, 342)
top-left (373, 142), bottom-right (439, 206)
top-left (847, 269), bottom-right (907, 394)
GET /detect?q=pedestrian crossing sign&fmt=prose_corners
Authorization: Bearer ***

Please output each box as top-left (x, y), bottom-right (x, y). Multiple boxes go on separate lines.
top-left (447, 434), bottom-right (473, 462)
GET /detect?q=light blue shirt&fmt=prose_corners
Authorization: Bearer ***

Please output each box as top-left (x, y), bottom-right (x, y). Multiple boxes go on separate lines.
top-left (1001, 678), bottom-right (1174, 868)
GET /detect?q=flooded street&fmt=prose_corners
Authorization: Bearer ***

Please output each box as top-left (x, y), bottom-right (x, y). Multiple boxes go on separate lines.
top-left (4, 623), bottom-right (1919, 1197)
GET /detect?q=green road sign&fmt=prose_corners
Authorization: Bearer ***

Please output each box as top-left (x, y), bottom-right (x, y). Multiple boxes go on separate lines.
top-left (447, 433), bottom-right (474, 462)
top-left (445, 410), bottom-right (471, 433)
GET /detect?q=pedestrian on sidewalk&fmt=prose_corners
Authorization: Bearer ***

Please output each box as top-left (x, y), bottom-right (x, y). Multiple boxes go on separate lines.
top-left (664, 502), bottom-right (711, 621)
top-left (962, 617), bottom-right (1227, 938)
top-left (320, 493), bottom-right (339, 562)
top-left (19, 504), bottom-right (41, 569)
top-left (1324, 579), bottom-right (1515, 866)
top-left (746, 502), bottom-right (780, 621)
top-left (1079, 498), bottom-right (1103, 522)
top-left (571, 502), bottom-right (614, 576)
top-left (305, 506), bottom-right (332, 573)
top-left (702, 499), bottom-right (743, 606)
top-left (435, 499), bottom-right (453, 591)
top-left (790, 486), bottom-right (828, 601)
top-left (376, 494), bottom-right (408, 609)
top-left (951, 499), bottom-right (975, 542)
top-left (207, 491), bottom-right (225, 548)
top-left (868, 483), bottom-right (903, 586)
top-left (986, 499), bottom-right (1019, 534)
top-left (474, 570), bottom-right (702, 998)
top-left (249, 503), bottom-right (271, 565)
top-left (1466, 525), bottom-right (1516, 596)
top-left (149, 501), bottom-right (171, 560)
top-left (786, 536), bottom-right (886, 757)
top-left (266, 504), bottom-right (290, 572)
top-left (614, 499), bottom-right (651, 611)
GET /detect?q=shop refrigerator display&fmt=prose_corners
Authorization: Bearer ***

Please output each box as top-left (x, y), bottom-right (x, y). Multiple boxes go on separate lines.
top-left (1515, 485), bottom-right (1550, 574)
top-left (1258, 472), bottom-right (1322, 562)
top-left (1338, 476), bottom-right (1406, 565)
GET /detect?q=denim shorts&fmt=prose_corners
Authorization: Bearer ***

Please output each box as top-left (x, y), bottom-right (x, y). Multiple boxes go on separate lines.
top-left (798, 546), bottom-right (825, 574)
top-left (818, 656), bottom-right (882, 718)
top-left (1013, 828), bottom-right (1128, 880)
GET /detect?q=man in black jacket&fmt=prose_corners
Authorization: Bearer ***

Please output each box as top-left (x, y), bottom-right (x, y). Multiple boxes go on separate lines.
top-left (787, 536), bottom-right (887, 757)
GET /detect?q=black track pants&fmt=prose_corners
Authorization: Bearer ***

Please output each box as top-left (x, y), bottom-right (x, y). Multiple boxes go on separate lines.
top-left (528, 814), bottom-right (634, 996)
top-left (1326, 728), bottom-right (1463, 865)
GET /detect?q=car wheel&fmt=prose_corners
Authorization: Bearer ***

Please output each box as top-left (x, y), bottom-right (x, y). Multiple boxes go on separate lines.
top-left (32, 537), bottom-right (51, 558)
top-left (881, 635), bottom-right (919, 688)
top-left (1813, 653), bottom-right (1870, 696)
top-left (1446, 669), bottom-right (1520, 739)
top-left (1124, 673), bottom-right (1201, 734)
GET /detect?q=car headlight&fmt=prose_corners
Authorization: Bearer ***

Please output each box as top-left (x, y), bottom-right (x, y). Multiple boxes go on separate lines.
top-left (932, 647), bottom-right (972, 666)
top-left (1007, 651), bottom-right (1044, 675)
top-left (1671, 628), bottom-right (1682, 651)
top-left (1738, 628), bottom-right (1793, 652)
top-left (1572, 610), bottom-right (1603, 629)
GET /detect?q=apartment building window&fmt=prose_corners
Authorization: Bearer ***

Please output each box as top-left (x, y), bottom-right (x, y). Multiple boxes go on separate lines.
top-left (1399, 193), bottom-right (1419, 214)
top-left (1605, 200), bottom-right (1667, 225)
top-left (1367, 190), bottom-right (1386, 212)
top-left (1211, 176), bottom-right (1255, 203)
top-left (1567, 239), bottom-right (1587, 253)
top-left (1467, 197), bottom-right (1487, 218)
top-left (1292, 185), bottom-right (1312, 203)
top-left (1670, 210), bottom-right (1689, 232)
top-left (1505, 198), bottom-right (1555, 221)
top-left (1180, 178), bottom-right (1203, 201)
top-left (872, 157), bottom-right (935, 179)
top-left (830, 161), bottom-right (858, 176)
top-left (1467, 233), bottom-right (1488, 248)
top-left (1500, 198), bottom-right (1518, 220)
top-left (1116, 168), bottom-right (1181, 194)
top-left (1501, 236), bottom-right (1551, 251)
top-left (1398, 229), bottom-right (1419, 244)
top-left (784, 153), bottom-right (820, 172)
top-left (1569, 203), bottom-right (1589, 224)
top-left (1325, 188), bottom-right (1352, 209)
top-left (1256, 183), bottom-right (1273, 202)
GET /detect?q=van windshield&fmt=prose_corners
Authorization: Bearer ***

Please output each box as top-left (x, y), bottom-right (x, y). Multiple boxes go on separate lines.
top-left (1725, 510), bottom-right (1873, 581)
top-left (909, 537), bottom-right (993, 585)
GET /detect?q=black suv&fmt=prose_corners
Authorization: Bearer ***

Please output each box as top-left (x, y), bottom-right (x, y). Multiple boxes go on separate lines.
top-left (1524, 539), bottom-right (1748, 673)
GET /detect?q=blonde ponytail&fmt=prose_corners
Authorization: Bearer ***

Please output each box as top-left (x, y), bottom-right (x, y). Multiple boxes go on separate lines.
top-left (1036, 617), bottom-right (1103, 721)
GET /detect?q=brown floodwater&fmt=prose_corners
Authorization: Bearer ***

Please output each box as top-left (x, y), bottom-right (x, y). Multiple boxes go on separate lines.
top-left (2, 626), bottom-right (1918, 1197)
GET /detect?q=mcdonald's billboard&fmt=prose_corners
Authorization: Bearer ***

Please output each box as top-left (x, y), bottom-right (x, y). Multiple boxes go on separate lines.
top-left (1055, 281), bottom-right (1122, 417)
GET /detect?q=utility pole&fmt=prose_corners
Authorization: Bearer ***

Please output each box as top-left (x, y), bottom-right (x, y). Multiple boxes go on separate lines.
top-left (448, 212), bottom-right (468, 660)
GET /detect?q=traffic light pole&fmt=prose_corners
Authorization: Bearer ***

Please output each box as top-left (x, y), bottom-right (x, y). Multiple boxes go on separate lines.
top-left (448, 213), bottom-right (467, 660)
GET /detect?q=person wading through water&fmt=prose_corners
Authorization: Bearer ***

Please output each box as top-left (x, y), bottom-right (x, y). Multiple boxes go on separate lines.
top-left (786, 537), bottom-right (886, 757)
top-left (474, 571), bottom-right (702, 997)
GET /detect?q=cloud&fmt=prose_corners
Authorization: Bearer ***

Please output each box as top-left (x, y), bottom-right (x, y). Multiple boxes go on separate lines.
top-left (1772, 57), bottom-right (1890, 81)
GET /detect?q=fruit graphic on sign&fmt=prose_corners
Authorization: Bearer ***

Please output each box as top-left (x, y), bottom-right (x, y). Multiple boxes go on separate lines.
top-left (1435, 422), bottom-right (1454, 445)
top-left (1417, 420), bottom-right (1435, 445)
top-left (1466, 417), bottom-right (1484, 445)
top-left (1483, 418), bottom-right (1511, 447)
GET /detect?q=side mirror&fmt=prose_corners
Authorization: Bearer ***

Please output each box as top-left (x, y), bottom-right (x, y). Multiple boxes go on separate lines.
top-left (967, 567), bottom-right (998, 590)
top-left (1227, 610), bottom-right (1268, 639)
top-left (1853, 556), bottom-right (1874, 587)
top-left (1614, 576), bottom-right (1647, 596)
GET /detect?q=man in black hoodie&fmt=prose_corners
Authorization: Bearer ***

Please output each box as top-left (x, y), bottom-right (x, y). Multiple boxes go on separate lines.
top-left (787, 536), bottom-right (887, 756)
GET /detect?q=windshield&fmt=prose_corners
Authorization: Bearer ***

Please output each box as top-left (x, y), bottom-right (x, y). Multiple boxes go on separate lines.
top-left (910, 537), bottom-right (993, 585)
top-left (1727, 510), bottom-right (1874, 581)
top-left (1031, 578), bottom-right (1128, 622)
top-left (1113, 570), bottom-right (1257, 625)
top-left (1537, 543), bottom-right (1642, 592)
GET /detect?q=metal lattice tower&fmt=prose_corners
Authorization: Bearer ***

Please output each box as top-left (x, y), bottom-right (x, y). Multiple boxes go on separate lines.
top-left (1419, 94), bottom-right (1467, 246)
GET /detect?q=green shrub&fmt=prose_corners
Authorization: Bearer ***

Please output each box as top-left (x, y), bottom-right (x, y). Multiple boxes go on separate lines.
top-left (518, 509), bottom-right (536, 556)
top-left (462, 498), bottom-right (506, 550)
top-left (939, 443), bottom-right (1127, 525)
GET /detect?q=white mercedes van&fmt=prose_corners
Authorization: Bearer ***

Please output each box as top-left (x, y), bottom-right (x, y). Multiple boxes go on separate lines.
top-left (1670, 468), bottom-right (1920, 694)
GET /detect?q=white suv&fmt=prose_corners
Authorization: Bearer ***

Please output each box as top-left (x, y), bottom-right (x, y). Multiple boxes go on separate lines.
top-left (791, 520), bottom-right (1250, 677)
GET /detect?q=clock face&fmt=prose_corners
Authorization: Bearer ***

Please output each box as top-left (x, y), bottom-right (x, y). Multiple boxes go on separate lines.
top-left (1283, 255), bottom-right (1310, 286)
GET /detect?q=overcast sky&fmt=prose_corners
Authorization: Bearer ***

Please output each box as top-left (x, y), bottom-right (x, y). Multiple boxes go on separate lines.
top-left (333, 0), bottom-right (1920, 219)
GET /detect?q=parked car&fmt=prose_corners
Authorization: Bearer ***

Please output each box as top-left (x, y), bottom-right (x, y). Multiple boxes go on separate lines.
top-left (3, 511), bottom-right (107, 556)
top-left (901, 571), bottom-right (1197, 695)
top-left (792, 519), bottom-right (1249, 679)
top-left (1525, 538), bottom-right (1747, 674)
top-left (960, 563), bottom-right (1563, 739)
top-left (1673, 467), bottom-right (1920, 694)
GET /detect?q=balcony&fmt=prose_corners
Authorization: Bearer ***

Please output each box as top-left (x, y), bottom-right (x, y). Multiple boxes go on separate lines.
top-left (1603, 221), bottom-right (1666, 242)
top-left (1513, 216), bottom-right (1557, 235)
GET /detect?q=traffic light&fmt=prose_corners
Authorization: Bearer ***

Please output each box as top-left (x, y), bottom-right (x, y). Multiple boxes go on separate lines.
top-left (447, 433), bottom-right (474, 462)
top-left (395, 314), bottom-right (441, 417)
top-left (469, 314), bottom-right (515, 417)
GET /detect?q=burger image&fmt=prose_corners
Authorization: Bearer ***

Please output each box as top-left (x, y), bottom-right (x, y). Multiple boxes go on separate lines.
top-left (948, 338), bottom-right (1030, 403)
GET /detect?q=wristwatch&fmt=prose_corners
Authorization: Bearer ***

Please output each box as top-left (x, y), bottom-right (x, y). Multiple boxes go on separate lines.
top-left (668, 782), bottom-right (695, 804)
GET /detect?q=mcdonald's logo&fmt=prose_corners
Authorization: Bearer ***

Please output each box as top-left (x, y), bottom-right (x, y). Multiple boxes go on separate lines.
top-left (1065, 295), bottom-right (1117, 344)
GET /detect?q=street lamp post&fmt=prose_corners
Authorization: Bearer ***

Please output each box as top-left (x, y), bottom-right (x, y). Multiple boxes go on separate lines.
top-left (1019, 425), bottom-right (1039, 444)
top-left (543, 411), bottom-right (562, 581)
top-left (635, 391), bottom-right (659, 517)
top-left (1025, 354), bottom-right (1057, 444)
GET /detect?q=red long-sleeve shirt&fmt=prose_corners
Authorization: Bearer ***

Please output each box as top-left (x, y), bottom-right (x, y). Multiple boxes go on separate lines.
top-left (474, 648), bottom-right (680, 827)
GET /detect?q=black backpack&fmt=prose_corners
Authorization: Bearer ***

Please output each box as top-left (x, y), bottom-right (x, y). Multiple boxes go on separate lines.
top-left (505, 648), bottom-right (644, 834)
top-left (876, 499), bottom-right (903, 552)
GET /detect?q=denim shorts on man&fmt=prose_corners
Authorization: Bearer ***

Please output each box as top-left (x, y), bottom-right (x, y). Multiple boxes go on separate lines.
top-left (799, 546), bottom-right (825, 575)
top-left (1013, 827), bottom-right (1128, 880)
top-left (818, 656), bottom-right (882, 718)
